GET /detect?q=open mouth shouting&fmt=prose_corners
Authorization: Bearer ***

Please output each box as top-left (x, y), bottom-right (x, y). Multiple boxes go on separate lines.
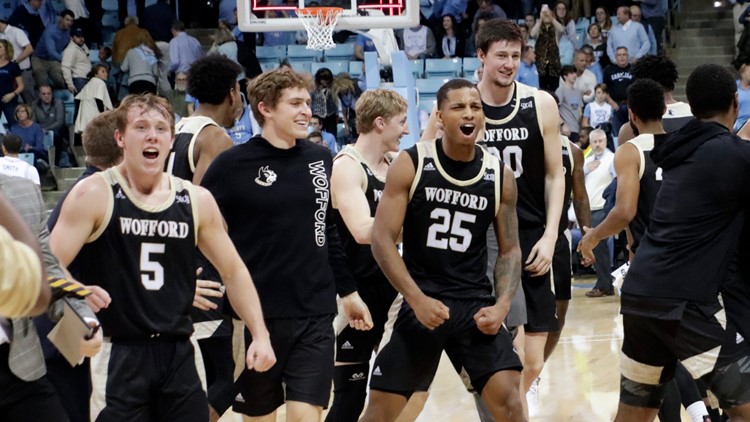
top-left (459, 123), bottom-right (476, 137)
top-left (143, 148), bottom-right (159, 160)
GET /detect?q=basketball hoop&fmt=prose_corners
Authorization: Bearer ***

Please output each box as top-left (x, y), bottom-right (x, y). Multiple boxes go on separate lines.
top-left (297, 7), bottom-right (343, 51)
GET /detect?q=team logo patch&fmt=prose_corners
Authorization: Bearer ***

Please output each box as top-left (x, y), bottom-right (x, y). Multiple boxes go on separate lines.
top-left (255, 166), bottom-right (277, 187)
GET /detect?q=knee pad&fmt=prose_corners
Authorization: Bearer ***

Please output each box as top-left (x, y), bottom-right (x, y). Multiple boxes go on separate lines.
top-left (326, 363), bottom-right (370, 422)
top-left (620, 375), bottom-right (668, 408)
top-left (702, 355), bottom-right (750, 409)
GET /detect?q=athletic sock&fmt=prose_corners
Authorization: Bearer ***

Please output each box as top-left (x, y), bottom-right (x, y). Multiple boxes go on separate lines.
top-left (324, 363), bottom-right (369, 422)
top-left (686, 402), bottom-right (709, 422)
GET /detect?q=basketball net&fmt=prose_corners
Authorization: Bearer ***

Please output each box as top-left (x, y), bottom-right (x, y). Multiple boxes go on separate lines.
top-left (297, 7), bottom-right (343, 51)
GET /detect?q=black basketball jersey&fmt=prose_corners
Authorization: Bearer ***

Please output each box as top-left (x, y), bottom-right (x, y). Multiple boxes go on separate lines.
top-left (480, 81), bottom-right (546, 229)
top-left (559, 135), bottom-right (573, 233)
top-left (402, 140), bottom-right (502, 301)
top-left (71, 169), bottom-right (198, 338)
top-left (166, 115), bottom-right (219, 181)
top-left (332, 146), bottom-right (385, 280)
top-left (626, 134), bottom-right (662, 253)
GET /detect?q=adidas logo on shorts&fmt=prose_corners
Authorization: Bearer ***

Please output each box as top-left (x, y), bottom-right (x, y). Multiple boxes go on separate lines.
top-left (738, 333), bottom-right (745, 344)
top-left (423, 162), bottom-right (436, 171)
top-left (341, 341), bottom-right (353, 350)
top-left (373, 366), bottom-right (382, 376)
top-left (235, 393), bottom-right (245, 403)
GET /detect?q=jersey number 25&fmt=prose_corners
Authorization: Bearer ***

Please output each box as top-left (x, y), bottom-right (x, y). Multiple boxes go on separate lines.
top-left (426, 208), bottom-right (475, 252)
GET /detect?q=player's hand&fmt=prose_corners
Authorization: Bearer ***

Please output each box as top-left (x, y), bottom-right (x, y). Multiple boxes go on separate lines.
top-left (340, 292), bottom-right (374, 331)
top-left (246, 335), bottom-right (276, 372)
top-left (577, 226), bottom-right (597, 267)
top-left (80, 322), bottom-right (102, 358)
top-left (193, 279), bottom-right (224, 311)
top-left (410, 294), bottom-right (450, 330)
top-left (525, 234), bottom-right (556, 276)
top-left (85, 285), bottom-right (111, 313)
top-left (473, 303), bottom-right (508, 335)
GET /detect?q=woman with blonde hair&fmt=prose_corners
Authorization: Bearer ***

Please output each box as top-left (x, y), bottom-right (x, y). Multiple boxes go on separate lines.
top-left (332, 72), bottom-right (362, 144)
top-left (120, 30), bottom-right (161, 94)
top-left (210, 28), bottom-right (245, 81)
top-left (0, 39), bottom-right (23, 125)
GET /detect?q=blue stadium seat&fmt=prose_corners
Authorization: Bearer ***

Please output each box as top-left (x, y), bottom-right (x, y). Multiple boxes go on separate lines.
top-left (102, 11), bottom-right (119, 30)
top-left (102, 0), bottom-right (118, 11)
top-left (410, 59), bottom-right (424, 79)
top-left (256, 45), bottom-right (286, 64)
top-left (54, 90), bottom-right (74, 103)
top-left (312, 60), bottom-right (348, 76)
top-left (425, 58), bottom-right (461, 78)
top-left (90, 49), bottom-right (100, 64)
top-left (348, 61), bottom-right (363, 78)
top-left (462, 57), bottom-right (481, 77)
top-left (415, 77), bottom-right (450, 95)
top-left (102, 30), bottom-right (115, 45)
top-left (64, 103), bottom-right (75, 126)
top-left (260, 62), bottom-right (277, 73)
top-left (418, 98), bottom-right (436, 115)
top-left (324, 43), bottom-right (355, 61)
top-left (18, 153), bottom-right (34, 166)
top-left (43, 131), bottom-right (54, 149)
top-left (290, 61), bottom-right (312, 74)
top-left (287, 44), bottom-right (322, 63)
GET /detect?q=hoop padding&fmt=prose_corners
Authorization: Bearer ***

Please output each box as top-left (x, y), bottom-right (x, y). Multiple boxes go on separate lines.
top-left (297, 7), bottom-right (343, 51)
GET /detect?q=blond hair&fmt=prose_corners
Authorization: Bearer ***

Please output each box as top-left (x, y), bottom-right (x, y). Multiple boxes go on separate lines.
top-left (114, 93), bottom-right (175, 135)
top-left (355, 89), bottom-right (408, 135)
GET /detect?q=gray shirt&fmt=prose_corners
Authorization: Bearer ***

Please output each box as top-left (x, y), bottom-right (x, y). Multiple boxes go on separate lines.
top-left (556, 83), bottom-right (583, 133)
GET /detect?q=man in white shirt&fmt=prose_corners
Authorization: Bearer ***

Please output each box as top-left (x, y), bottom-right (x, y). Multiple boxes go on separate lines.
top-left (400, 24), bottom-right (435, 60)
top-left (583, 129), bottom-right (615, 297)
top-left (573, 50), bottom-right (597, 104)
top-left (61, 27), bottom-right (90, 94)
top-left (0, 18), bottom-right (34, 103)
top-left (0, 134), bottom-right (41, 185)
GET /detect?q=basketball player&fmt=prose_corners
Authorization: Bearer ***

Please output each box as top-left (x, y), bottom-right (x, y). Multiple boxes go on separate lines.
top-left (49, 94), bottom-right (276, 421)
top-left (326, 89), bottom-right (410, 422)
top-left (164, 54), bottom-right (244, 421)
top-left (475, 18), bottom-right (565, 413)
top-left (360, 78), bottom-right (523, 422)
top-left (543, 135), bottom-right (589, 361)
top-left (614, 65), bottom-right (750, 421)
top-left (201, 69), bottom-right (372, 422)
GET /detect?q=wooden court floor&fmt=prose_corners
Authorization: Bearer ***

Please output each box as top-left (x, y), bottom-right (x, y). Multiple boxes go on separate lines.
top-left (220, 276), bottom-right (694, 421)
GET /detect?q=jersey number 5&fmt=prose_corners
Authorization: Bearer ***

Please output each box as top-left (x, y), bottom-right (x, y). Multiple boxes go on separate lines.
top-left (426, 208), bottom-right (476, 252)
top-left (140, 243), bottom-right (165, 290)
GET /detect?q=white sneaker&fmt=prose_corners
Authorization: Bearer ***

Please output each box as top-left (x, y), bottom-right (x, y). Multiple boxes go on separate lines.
top-left (526, 377), bottom-right (540, 418)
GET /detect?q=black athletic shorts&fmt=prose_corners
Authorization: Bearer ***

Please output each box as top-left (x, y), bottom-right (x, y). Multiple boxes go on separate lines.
top-left (552, 230), bottom-right (572, 301)
top-left (90, 338), bottom-right (208, 422)
top-left (335, 273), bottom-right (398, 363)
top-left (520, 227), bottom-right (558, 333)
top-left (233, 314), bottom-right (335, 416)
top-left (369, 297), bottom-right (522, 396)
top-left (621, 298), bottom-right (750, 408)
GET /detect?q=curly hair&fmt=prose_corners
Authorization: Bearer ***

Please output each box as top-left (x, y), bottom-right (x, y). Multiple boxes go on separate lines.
top-left (631, 54), bottom-right (679, 92)
top-left (247, 68), bottom-right (310, 127)
top-left (686, 64), bottom-right (736, 120)
top-left (187, 55), bottom-right (242, 105)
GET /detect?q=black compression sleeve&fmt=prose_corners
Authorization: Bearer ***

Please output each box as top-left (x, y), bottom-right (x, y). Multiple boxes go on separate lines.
top-left (327, 213), bottom-right (356, 297)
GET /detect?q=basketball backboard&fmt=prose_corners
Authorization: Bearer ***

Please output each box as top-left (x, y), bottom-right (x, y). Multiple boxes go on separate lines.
top-left (237, 0), bottom-right (418, 32)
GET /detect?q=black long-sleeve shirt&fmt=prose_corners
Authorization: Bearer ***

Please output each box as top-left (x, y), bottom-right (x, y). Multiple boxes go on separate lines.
top-left (201, 136), bottom-right (356, 319)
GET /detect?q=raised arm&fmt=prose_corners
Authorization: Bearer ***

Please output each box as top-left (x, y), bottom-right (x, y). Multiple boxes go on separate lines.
top-left (372, 151), bottom-right (449, 329)
top-left (194, 186), bottom-right (276, 372)
top-left (331, 155), bottom-right (374, 244)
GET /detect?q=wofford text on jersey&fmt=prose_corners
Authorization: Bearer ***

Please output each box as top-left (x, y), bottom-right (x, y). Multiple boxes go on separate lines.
top-left (424, 187), bottom-right (489, 211)
top-left (120, 217), bottom-right (190, 239)
top-left (482, 127), bottom-right (530, 143)
top-left (310, 160), bottom-right (329, 247)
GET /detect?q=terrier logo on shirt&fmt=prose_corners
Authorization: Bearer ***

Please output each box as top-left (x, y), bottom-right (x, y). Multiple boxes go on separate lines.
top-left (255, 166), bottom-right (277, 187)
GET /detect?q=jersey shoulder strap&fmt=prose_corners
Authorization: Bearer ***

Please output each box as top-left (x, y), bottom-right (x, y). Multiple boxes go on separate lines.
top-left (87, 169), bottom-right (116, 243)
top-left (175, 116), bottom-right (220, 173)
top-left (333, 145), bottom-right (368, 195)
top-left (626, 134), bottom-right (655, 180)
top-left (409, 141), bottom-right (433, 200)
top-left (561, 135), bottom-right (573, 172)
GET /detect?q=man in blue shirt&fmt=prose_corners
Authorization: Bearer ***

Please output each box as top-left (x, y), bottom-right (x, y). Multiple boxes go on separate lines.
top-left (310, 115), bottom-right (338, 154)
top-left (606, 6), bottom-right (650, 64)
top-left (638, 0), bottom-right (667, 53)
top-left (30, 9), bottom-right (73, 91)
top-left (355, 34), bottom-right (377, 60)
top-left (168, 20), bottom-right (204, 76)
top-left (516, 45), bottom-right (539, 88)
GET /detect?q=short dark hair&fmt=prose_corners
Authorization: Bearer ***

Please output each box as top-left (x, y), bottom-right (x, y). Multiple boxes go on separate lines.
top-left (627, 79), bottom-right (665, 122)
top-left (60, 9), bottom-right (74, 19)
top-left (580, 126), bottom-right (594, 134)
top-left (307, 131), bottom-right (322, 139)
top-left (686, 64), bottom-right (737, 120)
top-left (100, 46), bottom-right (112, 58)
top-left (475, 18), bottom-right (523, 56)
top-left (436, 79), bottom-right (478, 110)
top-left (187, 55), bottom-right (242, 105)
top-left (171, 20), bottom-right (185, 32)
top-left (1, 134), bottom-right (21, 154)
top-left (631, 55), bottom-right (679, 92)
top-left (561, 65), bottom-right (576, 77)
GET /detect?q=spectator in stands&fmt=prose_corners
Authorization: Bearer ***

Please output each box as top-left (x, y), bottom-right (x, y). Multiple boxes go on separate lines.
top-left (307, 130), bottom-right (325, 147)
top-left (629, 5), bottom-right (657, 56)
top-left (578, 125), bottom-right (593, 152)
top-left (571, 50), bottom-right (597, 103)
top-left (61, 27), bottom-right (90, 94)
top-left (227, 105), bottom-right (257, 145)
top-left (438, 14), bottom-right (464, 59)
top-left (736, 63), bottom-right (750, 132)
top-left (0, 18), bottom-right (34, 104)
top-left (582, 128), bottom-right (615, 297)
top-left (74, 63), bottom-right (112, 138)
top-left (166, 71), bottom-right (188, 117)
top-left (532, 5), bottom-right (562, 91)
top-left (582, 83), bottom-right (613, 131)
top-left (354, 32), bottom-right (377, 60)
top-left (168, 20), bottom-right (204, 76)
top-left (569, 0), bottom-right (591, 22)
top-left (594, 6), bottom-right (612, 42)
top-left (220, 0), bottom-right (237, 25)
top-left (524, 14), bottom-right (537, 46)
top-left (465, 12), bottom-right (491, 57)
top-left (65, 0), bottom-right (91, 44)
top-left (603, 46), bottom-right (634, 135)
top-left (8, 0), bottom-right (44, 48)
top-left (33, 84), bottom-right (74, 167)
top-left (400, 23), bottom-right (435, 60)
top-left (517, 45), bottom-right (540, 88)
top-left (555, 2), bottom-right (578, 49)
top-left (120, 31), bottom-right (160, 95)
top-left (309, 115), bottom-right (338, 154)
top-left (581, 44), bottom-right (604, 84)
top-left (112, 16), bottom-right (149, 66)
top-left (31, 9), bottom-right (74, 91)
top-left (99, 46), bottom-right (111, 63)
top-left (606, 6), bottom-right (649, 64)
top-left (639, 0), bottom-right (667, 54)
top-left (311, 67), bottom-right (338, 136)
top-left (585, 23), bottom-right (610, 69)
top-left (472, 0), bottom-right (506, 30)
top-left (10, 104), bottom-right (46, 170)
top-left (332, 72), bottom-right (361, 145)
top-left (556, 65), bottom-right (584, 142)
top-left (210, 28), bottom-right (245, 81)
top-left (0, 134), bottom-right (40, 184)
top-left (259, 11), bottom-right (294, 47)
top-left (118, 0), bottom-right (145, 27)
top-left (142, 0), bottom-right (176, 43)
top-left (0, 39), bottom-right (24, 126)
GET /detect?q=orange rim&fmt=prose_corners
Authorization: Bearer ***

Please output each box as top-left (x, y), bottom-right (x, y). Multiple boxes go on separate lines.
top-left (296, 6), bottom-right (344, 16)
